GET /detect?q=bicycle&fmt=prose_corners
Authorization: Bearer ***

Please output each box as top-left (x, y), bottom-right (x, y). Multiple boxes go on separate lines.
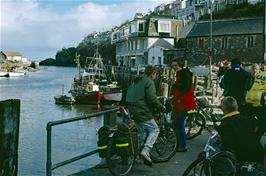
top-left (182, 116), bottom-right (238, 176)
top-left (106, 98), bottom-right (178, 176)
top-left (185, 98), bottom-right (222, 140)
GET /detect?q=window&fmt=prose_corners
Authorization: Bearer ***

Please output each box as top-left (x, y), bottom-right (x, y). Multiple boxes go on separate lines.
top-left (112, 33), bottom-right (118, 40)
top-left (124, 27), bottom-right (129, 36)
top-left (198, 38), bottom-right (204, 49)
top-left (247, 36), bottom-right (255, 47)
top-left (158, 20), bottom-right (171, 33)
top-left (137, 40), bottom-right (140, 50)
top-left (221, 37), bottom-right (228, 49)
top-left (158, 57), bottom-right (162, 65)
top-left (130, 21), bottom-right (137, 33)
top-left (138, 22), bottom-right (145, 32)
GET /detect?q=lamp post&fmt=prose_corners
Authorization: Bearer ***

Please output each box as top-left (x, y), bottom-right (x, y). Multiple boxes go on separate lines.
top-left (263, 0), bottom-right (266, 62)
top-left (209, 0), bottom-right (214, 102)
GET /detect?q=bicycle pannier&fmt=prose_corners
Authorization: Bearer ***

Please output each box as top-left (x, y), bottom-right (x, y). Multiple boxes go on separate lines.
top-left (97, 126), bottom-right (112, 158)
top-left (115, 122), bottom-right (138, 157)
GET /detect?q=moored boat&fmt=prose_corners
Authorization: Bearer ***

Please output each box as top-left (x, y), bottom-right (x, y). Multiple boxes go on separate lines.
top-left (54, 95), bottom-right (75, 105)
top-left (0, 71), bottom-right (8, 77)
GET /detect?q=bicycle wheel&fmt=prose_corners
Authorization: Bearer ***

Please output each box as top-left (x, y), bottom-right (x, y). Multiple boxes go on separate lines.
top-left (150, 123), bottom-right (178, 163)
top-left (182, 153), bottom-right (206, 176)
top-left (106, 138), bottom-right (135, 176)
top-left (186, 112), bottom-right (206, 140)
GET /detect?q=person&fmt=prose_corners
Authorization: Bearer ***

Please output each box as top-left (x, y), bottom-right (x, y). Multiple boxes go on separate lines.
top-left (171, 58), bottom-right (196, 152)
top-left (126, 65), bottom-right (166, 165)
top-left (217, 96), bottom-right (264, 164)
top-left (217, 60), bottom-right (229, 78)
top-left (245, 61), bottom-right (266, 139)
top-left (220, 58), bottom-right (253, 112)
top-left (251, 63), bottom-right (260, 78)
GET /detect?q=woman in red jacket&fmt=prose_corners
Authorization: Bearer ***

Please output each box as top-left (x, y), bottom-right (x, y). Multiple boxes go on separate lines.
top-left (171, 58), bottom-right (196, 152)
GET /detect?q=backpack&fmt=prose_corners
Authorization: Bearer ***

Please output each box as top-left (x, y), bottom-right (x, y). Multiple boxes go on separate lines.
top-left (204, 151), bottom-right (238, 176)
top-left (97, 126), bottom-right (112, 158)
top-left (114, 121), bottom-right (138, 157)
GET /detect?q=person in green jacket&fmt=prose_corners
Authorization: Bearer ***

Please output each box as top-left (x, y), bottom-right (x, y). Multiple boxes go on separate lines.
top-left (126, 65), bottom-right (166, 165)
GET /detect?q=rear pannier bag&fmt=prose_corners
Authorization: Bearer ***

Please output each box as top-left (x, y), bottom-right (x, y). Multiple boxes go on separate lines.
top-left (115, 122), bottom-right (138, 157)
top-left (97, 126), bottom-right (112, 158)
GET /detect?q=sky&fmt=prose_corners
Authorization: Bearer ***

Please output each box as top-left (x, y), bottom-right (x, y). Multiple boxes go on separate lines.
top-left (0, 0), bottom-right (171, 60)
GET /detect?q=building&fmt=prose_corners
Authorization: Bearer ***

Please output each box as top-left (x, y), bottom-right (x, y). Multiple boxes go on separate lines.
top-left (111, 14), bottom-right (189, 68)
top-left (83, 31), bottom-right (112, 44)
top-left (186, 18), bottom-right (264, 65)
top-left (171, 0), bottom-right (235, 21)
top-left (0, 51), bottom-right (24, 62)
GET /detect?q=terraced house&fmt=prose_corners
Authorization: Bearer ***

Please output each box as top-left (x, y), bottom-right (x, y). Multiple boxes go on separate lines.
top-left (111, 13), bottom-right (190, 69)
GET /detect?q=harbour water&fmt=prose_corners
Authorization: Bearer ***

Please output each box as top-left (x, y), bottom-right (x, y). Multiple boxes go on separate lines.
top-left (0, 67), bottom-right (103, 176)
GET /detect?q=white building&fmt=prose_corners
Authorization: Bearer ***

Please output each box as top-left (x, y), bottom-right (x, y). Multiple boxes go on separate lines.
top-left (0, 51), bottom-right (25, 62)
top-left (111, 14), bottom-right (188, 68)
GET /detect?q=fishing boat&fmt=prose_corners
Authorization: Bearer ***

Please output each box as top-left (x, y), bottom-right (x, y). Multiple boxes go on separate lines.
top-left (69, 50), bottom-right (121, 105)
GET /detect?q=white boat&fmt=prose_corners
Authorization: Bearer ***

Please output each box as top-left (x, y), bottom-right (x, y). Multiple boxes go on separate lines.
top-left (0, 71), bottom-right (8, 77)
top-left (8, 68), bottom-right (26, 77)
top-left (8, 72), bottom-right (26, 77)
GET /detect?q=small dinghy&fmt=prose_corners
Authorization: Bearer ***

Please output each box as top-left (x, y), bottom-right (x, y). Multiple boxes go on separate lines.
top-left (54, 95), bottom-right (75, 105)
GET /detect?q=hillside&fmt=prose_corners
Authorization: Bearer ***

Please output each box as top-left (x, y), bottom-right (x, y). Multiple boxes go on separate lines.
top-left (200, 2), bottom-right (264, 20)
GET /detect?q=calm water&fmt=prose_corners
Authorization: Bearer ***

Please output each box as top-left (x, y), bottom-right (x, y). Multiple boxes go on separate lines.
top-left (0, 67), bottom-right (103, 176)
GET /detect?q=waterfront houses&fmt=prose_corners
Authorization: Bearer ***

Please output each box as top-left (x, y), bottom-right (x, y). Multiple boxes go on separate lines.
top-left (111, 13), bottom-right (191, 68)
top-left (186, 18), bottom-right (264, 64)
top-left (0, 51), bottom-right (28, 63)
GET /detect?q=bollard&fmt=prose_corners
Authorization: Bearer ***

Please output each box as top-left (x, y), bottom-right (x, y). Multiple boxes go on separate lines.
top-left (0, 99), bottom-right (20, 176)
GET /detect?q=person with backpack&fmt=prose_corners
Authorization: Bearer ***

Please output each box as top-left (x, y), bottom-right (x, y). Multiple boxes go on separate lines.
top-left (217, 96), bottom-right (264, 164)
top-left (171, 58), bottom-right (196, 152)
top-left (126, 65), bottom-right (166, 166)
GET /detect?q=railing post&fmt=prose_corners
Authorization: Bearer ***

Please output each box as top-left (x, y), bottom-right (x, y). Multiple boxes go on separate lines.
top-left (46, 124), bottom-right (52, 176)
top-left (0, 99), bottom-right (20, 176)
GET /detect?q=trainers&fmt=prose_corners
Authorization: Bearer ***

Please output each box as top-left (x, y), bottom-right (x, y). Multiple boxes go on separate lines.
top-left (176, 147), bottom-right (188, 152)
top-left (140, 149), bottom-right (153, 167)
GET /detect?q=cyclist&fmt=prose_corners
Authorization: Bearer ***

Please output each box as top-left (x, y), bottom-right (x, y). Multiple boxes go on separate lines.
top-left (126, 65), bottom-right (166, 166)
top-left (217, 96), bottom-right (264, 164)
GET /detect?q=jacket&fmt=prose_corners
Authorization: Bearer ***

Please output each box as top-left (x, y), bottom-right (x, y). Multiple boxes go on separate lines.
top-left (126, 75), bottom-right (165, 123)
top-left (217, 111), bottom-right (264, 164)
top-left (220, 65), bottom-right (253, 106)
top-left (172, 68), bottom-right (196, 112)
top-left (246, 71), bottom-right (266, 107)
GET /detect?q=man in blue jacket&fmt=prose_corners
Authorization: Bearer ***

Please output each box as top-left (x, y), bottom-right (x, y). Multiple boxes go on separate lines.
top-left (220, 58), bottom-right (253, 111)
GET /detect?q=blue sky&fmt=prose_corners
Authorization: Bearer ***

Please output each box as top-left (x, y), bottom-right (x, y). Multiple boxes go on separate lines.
top-left (1, 0), bottom-right (170, 60)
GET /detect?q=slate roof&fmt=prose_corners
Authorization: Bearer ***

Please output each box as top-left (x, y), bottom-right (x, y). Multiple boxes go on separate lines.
top-left (1, 51), bottom-right (22, 57)
top-left (150, 39), bottom-right (175, 50)
top-left (187, 18), bottom-right (263, 37)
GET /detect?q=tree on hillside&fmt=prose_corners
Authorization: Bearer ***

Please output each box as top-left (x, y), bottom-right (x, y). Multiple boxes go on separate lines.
top-left (55, 47), bottom-right (77, 66)
top-left (200, 2), bottom-right (264, 20)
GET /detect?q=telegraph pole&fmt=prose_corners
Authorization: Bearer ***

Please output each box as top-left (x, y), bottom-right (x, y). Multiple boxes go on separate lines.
top-left (263, 0), bottom-right (266, 62)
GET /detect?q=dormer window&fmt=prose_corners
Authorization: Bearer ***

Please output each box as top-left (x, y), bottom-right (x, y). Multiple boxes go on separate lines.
top-left (138, 22), bottom-right (145, 32)
top-left (158, 20), bottom-right (171, 33)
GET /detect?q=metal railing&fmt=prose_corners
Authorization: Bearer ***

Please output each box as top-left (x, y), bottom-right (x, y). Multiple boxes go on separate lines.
top-left (46, 107), bottom-right (119, 176)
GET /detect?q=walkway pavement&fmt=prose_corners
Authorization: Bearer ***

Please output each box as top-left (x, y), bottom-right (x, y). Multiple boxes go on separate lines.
top-left (70, 131), bottom-right (266, 176)
top-left (71, 131), bottom-right (210, 176)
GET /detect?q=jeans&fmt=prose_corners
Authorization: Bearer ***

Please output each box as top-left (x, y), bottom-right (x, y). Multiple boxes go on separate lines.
top-left (136, 119), bottom-right (159, 152)
top-left (175, 112), bottom-right (187, 149)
